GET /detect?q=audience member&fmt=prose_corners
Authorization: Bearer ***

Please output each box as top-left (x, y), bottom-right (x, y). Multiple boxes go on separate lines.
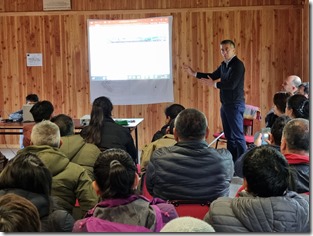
top-left (18, 120), bottom-right (98, 219)
top-left (72, 148), bottom-right (178, 232)
top-left (161, 217), bottom-right (215, 232)
top-left (51, 114), bottom-right (101, 180)
top-left (80, 96), bottom-right (137, 163)
top-left (265, 75), bottom-right (301, 127)
top-left (280, 118), bottom-right (309, 193)
top-left (297, 82), bottom-right (309, 98)
top-left (0, 193), bottom-right (41, 232)
top-left (22, 100), bottom-right (54, 147)
top-left (235, 115), bottom-right (291, 177)
top-left (146, 108), bottom-right (234, 202)
top-left (8, 93), bottom-right (39, 122)
top-left (204, 145), bottom-right (309, 232)
top-left (0, 152), bottom-right (74, 231)
top-left (285, 94), bottom-right (309, 119)
top-left (151, 103), bottom-right (185, 142)
top-left (140, 119), bottom-right (176, 173)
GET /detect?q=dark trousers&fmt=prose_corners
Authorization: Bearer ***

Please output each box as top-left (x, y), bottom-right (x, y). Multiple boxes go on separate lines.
top-left (220, 102), bottom-right (247, 163)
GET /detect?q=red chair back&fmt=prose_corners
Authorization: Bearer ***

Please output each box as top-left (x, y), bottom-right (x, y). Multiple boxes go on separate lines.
top-left (141, 174), bottom-right (153, 201)
top-left (168, 200), bottom-right (210, 220)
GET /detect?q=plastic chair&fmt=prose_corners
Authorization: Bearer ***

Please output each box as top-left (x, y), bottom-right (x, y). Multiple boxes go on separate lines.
top-left (167, 200), bottom-right (210, 219)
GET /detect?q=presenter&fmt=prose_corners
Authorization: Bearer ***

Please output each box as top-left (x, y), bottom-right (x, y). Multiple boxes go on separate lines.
top-left (184, 39), bottom-right (246, 163)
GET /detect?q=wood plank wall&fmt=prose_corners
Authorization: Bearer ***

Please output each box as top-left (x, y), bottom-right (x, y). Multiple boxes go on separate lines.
top-left (0, 0), bottom-right (309, 149)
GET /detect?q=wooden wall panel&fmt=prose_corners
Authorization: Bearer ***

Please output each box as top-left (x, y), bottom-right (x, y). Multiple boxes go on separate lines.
top-left (0, 1), bottom-right (308, 150)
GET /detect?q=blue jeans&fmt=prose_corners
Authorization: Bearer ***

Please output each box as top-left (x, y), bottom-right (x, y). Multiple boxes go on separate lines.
top-left (220, 102), bottom-right (247, 163)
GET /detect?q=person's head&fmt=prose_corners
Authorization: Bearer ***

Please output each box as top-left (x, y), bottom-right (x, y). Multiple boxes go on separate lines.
top-left (281, 75), bottom-right (302, 94)
top-left (281, 118), bottom-right (309, 155)
top-left (285, 94), bottom-right (309, 119)
top-left (242, 146), bottom-right (290, 197)
top-left (0, 152), bottom-right (52, 196)
top-left (272, 91), bottom-right (291, 116)
top-left (269, 115), bottom-right (291, 146)
top-left (91, 96), bottom-right (113, 121)
top-left (51, 114), bottom-right (74, 136)
top-left (164, 103), bottom-right (185, 124)
top-left (174, 108), bottom-right (208, 141)
top-left (30, 100), bottom-right (54, 122)
top-left (93, 148), bottom-right (138, 200)
top-left (298, 82), bottom-right (309, 98)
top-left (220, 39), bottom-right (236, 61)
top-left (31, 120), bottom-right (61, 148)
top-left (25, 94), bottom-right (39, 104)
top-left (0, 193), bottom-right (41, 232)
top-left (160, 216), bottom-right (215, 232)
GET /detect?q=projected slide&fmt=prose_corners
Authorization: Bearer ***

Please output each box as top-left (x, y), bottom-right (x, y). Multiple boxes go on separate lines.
top-left (87, 16), bottom-right (174, 105)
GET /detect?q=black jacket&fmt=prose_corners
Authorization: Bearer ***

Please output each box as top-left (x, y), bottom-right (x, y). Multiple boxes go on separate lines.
top-left (197, 56), bottom-right (245, 105)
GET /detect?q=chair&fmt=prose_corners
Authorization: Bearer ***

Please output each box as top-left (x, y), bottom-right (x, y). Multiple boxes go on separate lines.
top-left (167, 200), bottom-right (210, 219)
top-left (141, 173), bottom-right (153, 201)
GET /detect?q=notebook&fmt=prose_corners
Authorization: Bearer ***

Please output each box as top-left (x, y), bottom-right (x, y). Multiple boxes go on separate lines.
top-left (22, 104), bottom-right (34, 122)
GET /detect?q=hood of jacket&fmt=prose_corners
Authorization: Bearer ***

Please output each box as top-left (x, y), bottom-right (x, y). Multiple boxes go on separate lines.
top-left (59, 135), bottom-right (86, 161)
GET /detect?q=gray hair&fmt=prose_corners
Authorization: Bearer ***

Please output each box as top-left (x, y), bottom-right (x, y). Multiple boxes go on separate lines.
top-left (31, 120), bottom-right (60, 148)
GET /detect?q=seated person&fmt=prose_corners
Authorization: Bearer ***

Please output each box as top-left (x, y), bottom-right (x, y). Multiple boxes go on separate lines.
top-left (140, 119), bottom-right (176, 173)
top-left (280, 118), bottom-right (309, 193)
top-left (161, 217), bottom-right (215, 232)
top-left (297, 82), bottom-right (309, 98)
top-left (23, 100), bottom-right (54, 147)
top-left (151, 103), bottom-right (185, 142)
top-left (146, 108), bottom-right (234, 202)
top-left (0, 152), bottom-right (74, 232)
top-left (0, 193), bottom-right (41, 232)
top-left (285, 94), bottom-right (309, 119)
top-left (80, 96), bottom-right (137, 163)
top-left (8, 93), bottom-right (39, 122)
top-left (51, 114), bottom-right (101, 180)
top-left (204, 145), bottom-right (309, 232)
top-left (72, 148), bottom-right (178, 232)
top-left (18, 120), bottom-right (98, 219)
top-left (235, 115), bottom-right (291, 177)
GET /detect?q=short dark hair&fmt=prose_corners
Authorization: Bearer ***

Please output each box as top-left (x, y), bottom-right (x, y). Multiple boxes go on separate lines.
top-left (93, 148), bottom-right (137, 199)
top-left (174, 108), bottom-right (207, 140)
top-left (299, 82), bottom-right (309, 95)
top-left (0, 193), bottom-right (41, 232)
top-left (51, 114), bottom-right (74, 136)
top-left (286, 94), bottom-right (309, 119)
top-left (282, 118), bottom-right (309, 152)
top-left (0, 152), bottom-right (52, 196)
top-left (165, 104), bottom-right (185, 121)
top-left (273, 91), bottom-right (291, 114)
top-left (30, 100), bottom-right (54, 122)
top-left (25, 94), bottom-right (39, 103)
top-left (243, 146), bottom-right (290, 197)
top-left (270, 115), bottom-right (291, 146)
top-left (220, 39), bottom-right (235, 48)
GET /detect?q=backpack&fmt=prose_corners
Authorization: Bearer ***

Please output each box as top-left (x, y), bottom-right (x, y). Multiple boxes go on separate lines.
top-left (73, 196), bottom-right (176, 232)
top-left (0, 152), bottom-right (8, 173)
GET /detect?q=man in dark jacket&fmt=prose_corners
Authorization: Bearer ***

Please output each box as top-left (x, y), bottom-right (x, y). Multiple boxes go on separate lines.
top-left (146, 108), bottom-right (234, 202)
top-left (204, 145), bottom-right (309, 232)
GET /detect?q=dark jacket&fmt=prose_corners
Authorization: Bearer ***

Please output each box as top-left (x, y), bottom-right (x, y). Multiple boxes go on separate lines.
top-left (146, 140), bottom-right (234, 202)
top-left (81, 117), bottom-right (137, 163)
top-left (0, 188), bottom-right (74, 232)
top-left (151, 124), bottom-right (168, 142)
top-left (197, 56), bottom-right (245, 105)
top-left (204, 191), bottom-right (309, 232)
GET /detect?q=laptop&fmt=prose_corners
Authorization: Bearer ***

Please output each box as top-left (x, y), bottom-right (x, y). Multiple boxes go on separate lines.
top-left (22, 104), bottom-right (34, 122)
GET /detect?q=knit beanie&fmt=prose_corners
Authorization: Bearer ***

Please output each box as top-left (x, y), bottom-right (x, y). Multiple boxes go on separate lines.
top-left (160, 216), bottom-right (215, 232)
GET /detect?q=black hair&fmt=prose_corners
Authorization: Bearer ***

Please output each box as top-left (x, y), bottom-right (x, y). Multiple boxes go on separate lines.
top-left (30, 100), bottom-right (54, 122)
top-left (270, 115), bottom-right (291, 146)
top-left (286, 94), bottom-right (309, 119)
top-left (51, 114), bottom-right (74, 136)
top-left (273, 91), bottom-right (291, 114)
top-left (164, 104), bottom-right (185, 121)
top-left (220, 39), bottom-right (236, 48)
top-left (242, 146), bottom-right (290, 197)
top-left (0, 152), bottom-right (52, 196)
top-left (299, 82), bottom-right (309, 95)
top-left (25, 94), bottom-right (39, 103)
top-left (174, 108), bottom-right (207, 140)
top-left (81, 96), bottom-right (113, 145)
top-left (93, 148), bottom-right (137, 199)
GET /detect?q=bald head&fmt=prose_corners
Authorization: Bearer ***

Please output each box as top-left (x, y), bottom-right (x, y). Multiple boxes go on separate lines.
top-left (282, 75), bottom-right (302, 94)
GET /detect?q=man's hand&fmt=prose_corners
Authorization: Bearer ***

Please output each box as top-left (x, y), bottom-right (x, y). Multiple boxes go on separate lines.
top-left (183, 64), bottom-right (196, 77)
